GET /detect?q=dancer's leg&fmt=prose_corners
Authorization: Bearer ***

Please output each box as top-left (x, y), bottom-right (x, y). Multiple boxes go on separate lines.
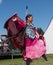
top-left (26, 60), bottom-right (30, 65)
top-left (42, 54), bottom-right (48, 61)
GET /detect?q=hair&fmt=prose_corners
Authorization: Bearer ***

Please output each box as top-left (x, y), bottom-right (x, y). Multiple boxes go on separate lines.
top-left (26, 14), bottom-right (32, 21)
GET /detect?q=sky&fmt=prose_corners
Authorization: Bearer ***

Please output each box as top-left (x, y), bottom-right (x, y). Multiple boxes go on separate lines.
top-left (0, 0), bottom-right (53, 35)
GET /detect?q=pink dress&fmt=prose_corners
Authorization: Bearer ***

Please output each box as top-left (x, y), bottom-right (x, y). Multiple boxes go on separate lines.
top-left (23, 38), bottom-right (46, 60)
top-left (23, 23), bottom-right (46, 60)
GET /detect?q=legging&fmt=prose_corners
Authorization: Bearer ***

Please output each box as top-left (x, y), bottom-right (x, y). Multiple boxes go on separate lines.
top-left (26, 60), bottom-right (30, 65)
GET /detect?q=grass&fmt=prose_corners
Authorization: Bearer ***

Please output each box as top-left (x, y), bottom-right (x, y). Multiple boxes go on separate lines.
top-left (0, 54), bottom-right (53, 65)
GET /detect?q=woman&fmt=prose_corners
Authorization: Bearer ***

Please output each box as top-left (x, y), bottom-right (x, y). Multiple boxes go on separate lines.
top-left (23, 14), bottom-right (47, 65)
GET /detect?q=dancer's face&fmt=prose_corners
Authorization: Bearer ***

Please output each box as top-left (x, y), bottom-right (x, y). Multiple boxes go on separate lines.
top-left (28, 16), bottom-right (33, 23)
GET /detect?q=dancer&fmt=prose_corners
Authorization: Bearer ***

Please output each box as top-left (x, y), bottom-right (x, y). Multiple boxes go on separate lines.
top-left (23, 14), bottom-right (46, 65)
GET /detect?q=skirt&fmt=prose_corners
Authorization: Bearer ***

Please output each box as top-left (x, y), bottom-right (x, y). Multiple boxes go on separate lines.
top-left (23, 38), bottom-right (46, 60)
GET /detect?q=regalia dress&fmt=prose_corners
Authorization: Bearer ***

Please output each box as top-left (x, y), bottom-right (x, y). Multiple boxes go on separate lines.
top-left (23, 23), bottom-right (46, 60)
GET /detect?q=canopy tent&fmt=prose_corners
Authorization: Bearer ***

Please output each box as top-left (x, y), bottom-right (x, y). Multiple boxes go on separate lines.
top-left (44, 17), bottom-right (53, 54)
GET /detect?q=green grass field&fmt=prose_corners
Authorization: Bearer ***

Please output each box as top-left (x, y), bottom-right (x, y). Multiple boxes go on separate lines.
top-left (0, 54), bottom-right (53, 65)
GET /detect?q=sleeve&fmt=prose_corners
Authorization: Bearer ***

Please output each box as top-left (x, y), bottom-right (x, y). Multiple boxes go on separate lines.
top-left (36, 31), bottom-right (39, 38)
